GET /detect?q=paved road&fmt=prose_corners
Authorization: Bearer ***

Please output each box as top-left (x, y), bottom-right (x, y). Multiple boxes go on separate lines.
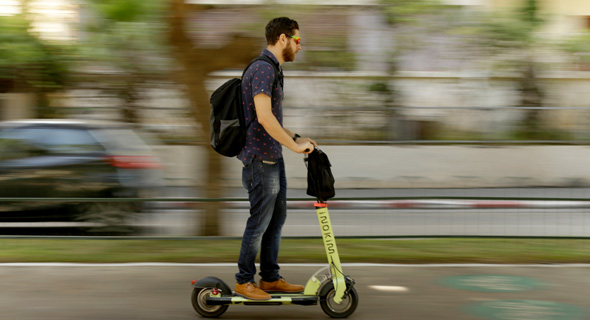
top-left (3, 187), bottom-right (590, 237)
top-left (146, 187), bottom-right (590, 236)
top-left (3, 206), bottom-right (589, 238)
top-left (2, 263), bottom-right (589, 320)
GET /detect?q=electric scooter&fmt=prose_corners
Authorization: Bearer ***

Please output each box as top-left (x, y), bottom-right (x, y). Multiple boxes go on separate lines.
top-left (190, 201), bottom-right (359, 318)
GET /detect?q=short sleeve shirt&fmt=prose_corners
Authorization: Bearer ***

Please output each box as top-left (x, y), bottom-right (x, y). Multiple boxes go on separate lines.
top-left (238, 49), bottom-right (284, 163)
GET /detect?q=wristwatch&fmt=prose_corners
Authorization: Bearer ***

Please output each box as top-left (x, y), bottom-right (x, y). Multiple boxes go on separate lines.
top-left (293, 133), bottom-right (301, 142)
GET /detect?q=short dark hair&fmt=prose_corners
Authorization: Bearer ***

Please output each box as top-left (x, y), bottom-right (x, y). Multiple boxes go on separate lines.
top-left (265, 17), bottom-right (299, 45)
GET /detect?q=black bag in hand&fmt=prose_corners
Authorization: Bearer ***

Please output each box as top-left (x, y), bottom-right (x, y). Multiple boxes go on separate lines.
top-left (305, 149), bottom-right (335, 202)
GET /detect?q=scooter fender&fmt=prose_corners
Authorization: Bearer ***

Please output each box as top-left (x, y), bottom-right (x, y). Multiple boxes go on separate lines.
top-left (193, 276), bottom-right (232, 296)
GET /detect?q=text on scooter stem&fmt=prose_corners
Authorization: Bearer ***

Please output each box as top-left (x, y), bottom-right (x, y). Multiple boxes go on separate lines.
top-left (319, 212), bottom-right (336, 254)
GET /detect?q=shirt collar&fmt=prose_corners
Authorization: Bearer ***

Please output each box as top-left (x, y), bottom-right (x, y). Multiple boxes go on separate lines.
top-left (262, 49), bottom-right (281, 70)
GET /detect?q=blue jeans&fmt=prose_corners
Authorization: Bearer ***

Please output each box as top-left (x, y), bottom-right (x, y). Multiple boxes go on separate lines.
top-left (236, 158), bottom-right (287, 284)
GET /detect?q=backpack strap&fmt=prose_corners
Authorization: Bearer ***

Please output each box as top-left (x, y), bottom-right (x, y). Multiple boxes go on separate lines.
top-left (240, 55), bottom-right (283, 126)
top-left (242, 55), bottom-right (282, 88)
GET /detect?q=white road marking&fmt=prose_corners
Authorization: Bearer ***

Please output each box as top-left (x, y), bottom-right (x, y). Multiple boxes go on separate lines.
top-left (370, 285), bottom-right (409, 292)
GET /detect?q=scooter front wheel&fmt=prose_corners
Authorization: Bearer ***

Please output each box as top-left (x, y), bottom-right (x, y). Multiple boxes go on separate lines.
top-left (191, 288), bottom-right (228, 318)
top-left (319, 282), bottom-right (359, 318)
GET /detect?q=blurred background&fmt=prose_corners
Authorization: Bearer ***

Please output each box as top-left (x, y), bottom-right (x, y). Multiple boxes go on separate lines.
top-left (2, 0), bottom-right (590, 237)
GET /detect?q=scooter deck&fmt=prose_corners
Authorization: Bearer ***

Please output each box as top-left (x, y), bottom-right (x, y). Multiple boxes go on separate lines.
top-left (206, 293), bottom-right (318, 306)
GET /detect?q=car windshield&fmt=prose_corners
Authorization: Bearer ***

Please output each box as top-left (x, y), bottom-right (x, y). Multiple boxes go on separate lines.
top-left (0, 127), bottom-right (105, 157)
top-left (90, 128), bottom-right (152, 154)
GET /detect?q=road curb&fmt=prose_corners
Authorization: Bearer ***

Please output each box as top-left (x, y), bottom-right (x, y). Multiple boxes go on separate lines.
top-left (155, 199), bottom-right (590, 210)
top-left (287, 200), bottom-right (590, 209)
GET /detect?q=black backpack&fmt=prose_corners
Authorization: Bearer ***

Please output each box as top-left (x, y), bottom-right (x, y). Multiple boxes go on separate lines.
top-left (210, 55), bottom-right (280, 157)
top-left (305, 149), bottom-right (336, 202)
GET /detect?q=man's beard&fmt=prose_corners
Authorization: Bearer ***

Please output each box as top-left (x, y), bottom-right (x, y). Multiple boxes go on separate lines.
top-left (282, 43), bottom-right (296, 62)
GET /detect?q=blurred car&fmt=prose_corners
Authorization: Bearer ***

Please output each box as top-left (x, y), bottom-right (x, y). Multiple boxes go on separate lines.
top-left (0, 119), bottom-right (165, 231)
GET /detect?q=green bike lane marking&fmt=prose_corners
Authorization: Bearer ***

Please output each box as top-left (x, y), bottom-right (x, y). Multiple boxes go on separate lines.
top-left (439, 274), bottom-right (543, 293)
top-left (439, 274), bottom-right (585, 319)
top-left (466, 300), bottom-right (584, 320)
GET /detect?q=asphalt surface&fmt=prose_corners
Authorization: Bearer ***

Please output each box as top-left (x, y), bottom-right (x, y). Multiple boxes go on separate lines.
top-left (2, 263), bottom-right (589, 320)
top-left (3, 187), bottom-right (590, 237)
top-left (142, 187), bottom-right (590, 237)
top-left (141, 206), bottom-right (590, 238)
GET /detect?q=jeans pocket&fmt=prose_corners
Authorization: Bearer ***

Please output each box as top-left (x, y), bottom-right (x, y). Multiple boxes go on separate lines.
top-left (261, 160), bottom-right (278, 166)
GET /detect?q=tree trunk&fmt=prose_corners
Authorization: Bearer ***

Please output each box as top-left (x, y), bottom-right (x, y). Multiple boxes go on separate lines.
top-left (167, 0), bottom-right (258, 235)
top-left (120, 83), bottom-right (140, 125)
top-left (189, 76), bottom-right (223, 236)
top-left (518, 62), bottom-right (543, 139)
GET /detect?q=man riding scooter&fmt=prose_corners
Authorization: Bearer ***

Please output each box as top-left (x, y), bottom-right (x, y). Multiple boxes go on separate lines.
top-left (234, 17), bottom-right (316, 300)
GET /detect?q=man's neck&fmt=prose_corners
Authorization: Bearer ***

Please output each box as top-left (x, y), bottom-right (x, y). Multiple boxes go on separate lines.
top-left (266, 46), bottom-right (284, 66)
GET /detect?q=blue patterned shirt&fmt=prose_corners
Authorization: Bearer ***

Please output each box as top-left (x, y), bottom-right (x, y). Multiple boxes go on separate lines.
top-left (238, 49), bottom-right (284, 163)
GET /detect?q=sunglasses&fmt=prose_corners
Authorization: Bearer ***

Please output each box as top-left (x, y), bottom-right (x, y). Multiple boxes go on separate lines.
top-left (288, 35), bottom-right (301, 45)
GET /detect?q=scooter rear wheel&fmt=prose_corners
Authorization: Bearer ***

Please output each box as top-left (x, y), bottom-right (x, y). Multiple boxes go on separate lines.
top-left (191, 288), bottom-right (228, 318)
top-left (319, 282), bottom-right (359, 318)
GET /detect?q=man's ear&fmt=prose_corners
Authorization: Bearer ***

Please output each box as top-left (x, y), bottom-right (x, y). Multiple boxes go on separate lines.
top-left (278, 33), bottom-right (287, 47)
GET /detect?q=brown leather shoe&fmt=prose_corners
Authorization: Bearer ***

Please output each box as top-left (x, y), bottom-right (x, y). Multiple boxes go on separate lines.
top-left (259, 278), bottom-right (304, 293)
top-left (235, 282), bottom-right (271, 300)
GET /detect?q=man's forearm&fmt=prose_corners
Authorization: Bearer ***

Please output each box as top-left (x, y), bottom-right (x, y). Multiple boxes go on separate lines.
top-left (259, 114), bottom-right (299, 151)
top-left (284, 128), bottom-right (296, 140)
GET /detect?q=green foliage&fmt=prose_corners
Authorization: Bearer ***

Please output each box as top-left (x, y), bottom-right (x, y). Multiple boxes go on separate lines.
top-left (304, 51), bottom-right (356, 71)
top-left (468, 13), bottom-right (539, 56)
top-left (79, 0), bottom-right (169, 73)
top-left (0, 14), bottom-right (69, 91)
top-left (88, 0), bottom-right (163, 25)
top-left (368, 81), bottom-right (392, 94)
top-left (561, 32), bottom-right (590, 68)
top-left (562, 33), bottom-right (590, 53)
top-left (519, 0), bottom-right (543, 27)
top-left (481, 15), bottom-right (532, 49)
top-left (93, 0), bottom-right (150, 23)
top-left (380, 0), bottom-right (445, 26)
top-left (464, 0), bottom-right (545, 55)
